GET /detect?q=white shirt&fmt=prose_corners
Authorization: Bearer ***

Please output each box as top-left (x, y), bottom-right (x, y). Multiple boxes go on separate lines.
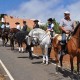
top-left (6, 25), bottom-right (10, 28)
top-left (59, 18), bottom-right (73, 31)
top-left (47, 23), bottom-right (54, 31)
top-left (1, 24), bottom-right (5, 29)
top-left (16, 25), bottom-right (21, 30)
top-left (1, 18), bottom-right (5, 22)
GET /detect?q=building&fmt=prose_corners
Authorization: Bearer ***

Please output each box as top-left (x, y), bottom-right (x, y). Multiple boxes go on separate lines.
top-left (0, 14), bottom-right (34, 29)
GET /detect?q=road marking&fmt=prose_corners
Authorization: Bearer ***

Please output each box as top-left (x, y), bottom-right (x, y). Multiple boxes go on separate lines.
top-left (0, 59), bottom-right (14, 80)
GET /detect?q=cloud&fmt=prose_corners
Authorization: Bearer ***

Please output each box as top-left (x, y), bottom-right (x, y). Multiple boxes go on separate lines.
top-left (67, 1), bottom-right (80, 21)
top-left (6, 0), bottom-right (80, 22)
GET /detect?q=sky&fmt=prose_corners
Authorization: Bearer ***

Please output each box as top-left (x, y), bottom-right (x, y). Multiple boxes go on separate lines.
top-left (0, 0), bottom-right (80, 22)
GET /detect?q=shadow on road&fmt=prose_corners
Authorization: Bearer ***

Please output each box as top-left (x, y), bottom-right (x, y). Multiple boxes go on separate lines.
top-left (57, 67), bottom-right (79, 80)
top-left (32, 61), bottom-right (42, 64)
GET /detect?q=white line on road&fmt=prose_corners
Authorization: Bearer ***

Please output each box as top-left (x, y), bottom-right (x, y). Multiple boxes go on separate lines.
top-left (0, 59), bottom-right (14, 80)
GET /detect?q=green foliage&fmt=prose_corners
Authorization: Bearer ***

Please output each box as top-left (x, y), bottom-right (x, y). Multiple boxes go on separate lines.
top-left (53, 18), bottom-right (61, 34)
top-left (39, 24), bottom-right (47, 31)
top-left (54, 22), bottom-right (61, 34)
top-left (0, 22), bottom-right (2, 28)
top-left (27, 27), bottom-right (31, 33)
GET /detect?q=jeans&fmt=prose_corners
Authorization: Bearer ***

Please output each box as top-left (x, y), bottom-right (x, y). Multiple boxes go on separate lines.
top-left (62, 33), bottom-right (66, 43)
top-left (50, 31), bottom-right (53, 37)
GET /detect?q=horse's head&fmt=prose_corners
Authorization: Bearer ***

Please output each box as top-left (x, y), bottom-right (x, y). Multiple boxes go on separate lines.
top-left (72, 23), bottom-right (80, 38)
top-left (28, 29), bottom-right (39, 45)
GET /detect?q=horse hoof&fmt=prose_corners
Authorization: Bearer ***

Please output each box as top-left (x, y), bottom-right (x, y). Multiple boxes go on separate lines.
top-left (29, 57), bottom-right (33, 60)
top-left (55, 72), bottom-right (58, 74)
top-left (45, 62), bottom-right (49, 65)
top-left (42, 61), bottom-right (45, 64)
top-left (19, 51), bottom-right (21, 53)
top-left (22, 51), bottom-right (24, 53)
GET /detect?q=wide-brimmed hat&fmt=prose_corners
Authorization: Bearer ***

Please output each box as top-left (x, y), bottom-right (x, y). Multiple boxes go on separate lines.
top-left (23, 21), bottom-right (26, 23)
top-left (64, 11), bottom-right (70, 14)
top-left (34, 20), bottom-right (39, 22)
top-left (48, 18), bottom-right (53, 22)
top-left (15, 22), bottom-right (20, 24)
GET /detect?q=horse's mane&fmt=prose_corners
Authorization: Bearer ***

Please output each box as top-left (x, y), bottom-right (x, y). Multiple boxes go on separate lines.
top-left (72, 23), bottom-right (80, 36)
top-left (29, 28), bottom-right (46, 36)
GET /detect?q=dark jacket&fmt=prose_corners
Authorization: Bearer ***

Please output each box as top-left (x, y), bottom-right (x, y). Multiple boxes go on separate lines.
top-left (33, 24), bottom-right (39, 29)
top-left (22, 25), bottom-right (27, 31)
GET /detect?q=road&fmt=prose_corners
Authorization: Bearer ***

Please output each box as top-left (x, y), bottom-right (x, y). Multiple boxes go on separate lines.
top-left (0, 41), bottom-right (77, 80)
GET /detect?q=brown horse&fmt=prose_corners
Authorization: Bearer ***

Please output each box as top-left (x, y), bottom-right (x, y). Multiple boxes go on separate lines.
top-left (52, 23), bottom-right (80, 79)
top-left (9, 28), bottom-right (20, 50)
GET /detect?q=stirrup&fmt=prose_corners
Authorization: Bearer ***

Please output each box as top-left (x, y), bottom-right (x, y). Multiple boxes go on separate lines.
top-left (60, 42), bottom-right (65, 45)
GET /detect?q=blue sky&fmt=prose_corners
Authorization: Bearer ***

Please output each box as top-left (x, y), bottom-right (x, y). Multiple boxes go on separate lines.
top-left (0, 0), bottom-right (80, 22)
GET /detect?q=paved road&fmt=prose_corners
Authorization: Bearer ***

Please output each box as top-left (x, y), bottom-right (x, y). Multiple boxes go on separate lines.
top-left (0, 42), bottom-right (78, 80)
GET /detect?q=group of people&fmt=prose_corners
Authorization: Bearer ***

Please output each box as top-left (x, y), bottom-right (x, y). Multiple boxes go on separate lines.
top-left (0, 11), bottom-right (76, 53)
top-left (1, 22), bottom-right (10, 29)
top-left (15, 21), bottom-right (28, 32)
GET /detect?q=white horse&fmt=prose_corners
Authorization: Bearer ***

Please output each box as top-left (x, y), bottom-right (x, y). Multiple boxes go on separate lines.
top-left (26, 28), bottom-right (51, 64)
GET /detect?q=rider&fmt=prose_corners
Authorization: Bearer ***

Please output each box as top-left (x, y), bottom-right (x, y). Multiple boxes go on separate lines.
top-left (47, 18), bottom-right (54, 38)
top-left (6, 22), bottom-right (10, 29)
top-left (59, 11), bottom-right (74, 52)
top-left (33, 20), bottom-right (39, 29)
top-left (47, 18), bottom-right (54, 59)
top-left (1, 22), bottom-right (6, 33)
top-left (22, 21), bottom-right (28, 32)
top-left (15, 22), bottom-right (21, 31)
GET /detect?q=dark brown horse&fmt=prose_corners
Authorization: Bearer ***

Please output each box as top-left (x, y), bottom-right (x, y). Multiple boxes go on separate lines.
top-left (52, 23), bottom-right (80, 79)
top-left (1, 28), bottom-right (10, 46)
top-left (9, 28), bottom-right (20, 50)
top-left (0, 28), bottom-right (3, 37)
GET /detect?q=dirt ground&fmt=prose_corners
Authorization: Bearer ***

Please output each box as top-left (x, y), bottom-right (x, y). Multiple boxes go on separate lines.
top-left (0, 74), bottom-right (5, 80)
top-left (33, 46), bottom-right (77, 69)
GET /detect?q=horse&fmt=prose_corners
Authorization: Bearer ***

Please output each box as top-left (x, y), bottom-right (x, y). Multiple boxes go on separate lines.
top-left (15, 31), bottom-right (28, 53)
top-left (1, 28), bottom-right (10, 46)
top-left (52, 23), bottom-right (80, 79)
top-left (25, 28), bottom-right (51, 64)
top-left (0, 28), bottom-right (3, 37)
top-left (9, 28), bottom-right (20, 50)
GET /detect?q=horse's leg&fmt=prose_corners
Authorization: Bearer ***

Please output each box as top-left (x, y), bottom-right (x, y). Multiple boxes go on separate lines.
top-left (70, 55), bottom-right (74, 79)
top-left (28, 45), bottom-right (33, 60)
top-left (54, 48), bottom-right (59, 74)
top-left (41, 47), bottom-right (45, 64)
top-left (18, 42), bottom-right (21, 53)
top-left (59, 51), bottom-right (64, 70)
top-left (77, 55), bottom-right (80, 80)
top-left (2, 38), bottom-right (5, 47)
top-left (45, 45), bottom-right (49, 65)
top-left (21, 42), bottom-right (24, 53)
top-left (48, 46), bottom-right (52, 59)
top-left (11, 39), bottom-right (14, 50)
top-left (5, 36), bottom-right (8, 46)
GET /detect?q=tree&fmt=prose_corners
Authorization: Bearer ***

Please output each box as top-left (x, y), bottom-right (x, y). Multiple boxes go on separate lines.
top-left (53, 18), bottom-right (61, 34)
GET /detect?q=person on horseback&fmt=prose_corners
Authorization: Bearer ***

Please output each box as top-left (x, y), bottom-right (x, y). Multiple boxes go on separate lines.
top-left (15, 22), bottom-right (21, 31)
top-left (1, 22), bottom-right (6, 29)
top-left (47, 18), bottom-right (54, 38)
top-left (33, 20), bottom-right (39, 29)
top-left (59, 11), bottom-right (74, 53)
top-left (22, 21), bottom-right (28, 32)
top-left (47, 18), bottom-right (54, 59)
top-left (1, 22), bottom-right (6, 33)
top-left (6, 22), bottom-right (10, 29)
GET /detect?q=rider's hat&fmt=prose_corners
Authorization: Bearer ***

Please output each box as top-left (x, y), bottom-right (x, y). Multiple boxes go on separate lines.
top-left (23, 21), bottom-right (26, 23)
top-left (48, 18), bottom-right (53, 22)
top-left (34, 20), bottom-right (39, 22)
top-left (15, 22), bottom-right (20, 24)
top-left (64, 11), bottom-right (70, 14)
